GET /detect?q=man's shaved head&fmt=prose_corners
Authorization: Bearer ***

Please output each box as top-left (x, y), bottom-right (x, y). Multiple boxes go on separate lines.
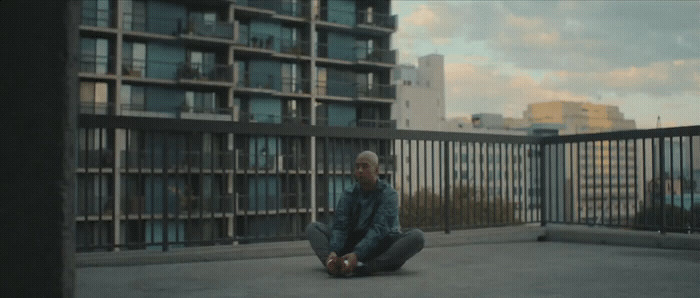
top-left (356, 151), bottom-right (379, 169)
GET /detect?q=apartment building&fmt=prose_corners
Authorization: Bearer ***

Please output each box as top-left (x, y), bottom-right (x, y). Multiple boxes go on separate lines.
top-left (77, 0), bottom-right (397, 250)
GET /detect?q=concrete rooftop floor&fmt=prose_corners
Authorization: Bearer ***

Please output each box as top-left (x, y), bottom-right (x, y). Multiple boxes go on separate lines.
top-left (77, 226), bottom-right (700, 297)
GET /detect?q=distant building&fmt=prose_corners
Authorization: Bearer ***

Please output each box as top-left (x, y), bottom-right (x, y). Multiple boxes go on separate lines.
top-left (392, 54), bottom-right (445, 130)
top-left (524, 101), bottom-right (636, 135)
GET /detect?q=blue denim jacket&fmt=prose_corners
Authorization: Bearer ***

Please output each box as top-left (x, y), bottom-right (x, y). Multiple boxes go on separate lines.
top-left (329, 179), bottom-right (400, 260)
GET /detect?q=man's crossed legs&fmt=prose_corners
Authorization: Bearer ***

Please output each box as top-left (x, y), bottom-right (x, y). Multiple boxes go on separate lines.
top-left (306, 222), bottom-right (425, 277)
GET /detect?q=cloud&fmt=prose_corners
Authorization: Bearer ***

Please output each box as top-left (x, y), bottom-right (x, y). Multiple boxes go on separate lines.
top-left (542, 59), bottom-right (700, 97)
top-left (404, 5), bottom-right (437, 27)
top-left (444, 62), bottom-right (588, 116)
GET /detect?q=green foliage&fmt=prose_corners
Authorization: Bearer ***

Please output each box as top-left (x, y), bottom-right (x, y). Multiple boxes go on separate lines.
top-left (399, 184), bottom-right (520, 229)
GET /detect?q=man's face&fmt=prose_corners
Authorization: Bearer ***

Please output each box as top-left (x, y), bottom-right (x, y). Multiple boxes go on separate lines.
top-left (354, 156), bottom-right (378, 185)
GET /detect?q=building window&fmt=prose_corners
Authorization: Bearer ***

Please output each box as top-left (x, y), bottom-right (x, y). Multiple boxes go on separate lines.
top-left (122, 0), bottom-right (146, 31)
top-left (122, 41), bottom-right (146, 77)
top-left (80, 81), bottom-right (109, 114)
top-left (82, 0), bottom-right (111, 27)
top-left (81, 38), bottom-right (110, 74)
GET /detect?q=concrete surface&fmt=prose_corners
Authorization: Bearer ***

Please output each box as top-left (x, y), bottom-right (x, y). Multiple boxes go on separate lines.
top-left (77, 225), bottom-right (547, 267)
top-left (77, 241), bottom-right (700, 297)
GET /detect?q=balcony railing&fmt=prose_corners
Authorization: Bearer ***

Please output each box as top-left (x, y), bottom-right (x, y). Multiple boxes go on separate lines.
top-left (80, 54), bottom-right (112, 74)
top-left (80, 102), bottom-right (113, 115)
top-left (122, 58), bottom-right (146, 77)
top-left (236, 71), bottom-right (278, 90)
top-left (279, 39), bottom-right (310, 56)
top-left (177, 62), bottom-right (233, 82)
top-left (76, 114), bottom-right (699, 251)
top-left (356, 83), bottom-right (396, 99)
top-left (355, 47), bottom-right (396, 64)
top-left (355, 9), bottom-right (398, 30)
top-left (280, 77), bottom-right (311, 94)
top-left (316, 79), bottom-right (356, 97)
top-left (182, 18), bottom-right (234, 39)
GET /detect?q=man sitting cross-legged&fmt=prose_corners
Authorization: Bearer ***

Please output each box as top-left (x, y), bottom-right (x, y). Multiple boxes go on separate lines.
top-left (306, 151), bottom-right (425, 277)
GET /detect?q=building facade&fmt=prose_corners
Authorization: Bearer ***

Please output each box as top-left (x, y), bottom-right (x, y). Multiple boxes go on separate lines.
top-left (78, 0), bottom-right (397, 250)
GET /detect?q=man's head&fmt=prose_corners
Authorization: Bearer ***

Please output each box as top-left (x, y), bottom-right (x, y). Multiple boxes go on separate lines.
top-left (354, 151), bottom-right (379, 190)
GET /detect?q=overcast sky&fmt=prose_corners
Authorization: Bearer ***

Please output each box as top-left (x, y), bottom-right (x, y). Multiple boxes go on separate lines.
top-left (392, 1), bottom-right (699, 129)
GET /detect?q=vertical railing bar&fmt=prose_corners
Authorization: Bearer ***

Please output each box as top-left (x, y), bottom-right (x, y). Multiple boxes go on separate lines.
top-left (670, 136), bottom-right (676, 229)
top-left (199, 133), bottom-right (205, 242)
top-left (253, 134), bottom-right (260, 240)
top-left (230, 132), bottom-right (237, 243)
top-left (606, 140), bottom-right (611, 226)
top-left (81, 129), bottom-right (90, 247)
top-left (599, 140), bottom-right (603, 226)
top-left (479, 142), bottom-right (485, 226)
top-left (679, 136), bottom-right (684, 231)
top-left (524, 144), bottom-right (529, 223)
top-left (616, 139), bottom-right (621, 226)
top-left (583, 141), bottom-right (588, 224)
top-left (555, 143), bottom-right (559, 223)
top-left (431, 140), bottom-right (436, 228)
top-left (174, 134), bottom-right (181, 246)
top-left (540, 143), bottom-right (547, 226)
top-left (399, 138), bottom-right (404, 227)
top-left (592, 140), bottom-right (597, 226)
top-left (652, 138), bottom-right (658, 231)
top-left (149, 131), bottom-right (155, 247)
top-left (633, 138), bottom-right (639, 230)
top-left (162, 133), bottom-right (169, 252)
top-left (408, 140), bottom-right (413, 229)
top-left (642, 138), bottom-right (647, 229)
top-left (624, 139), bottom-right (630, 227)
top-left (443, 141), bottom-right (450, 234)
top-left (211, 133), bottom-right (217, 243)
top-left (659, 136), bottom-right (666, 234)
top-left (242, 136), bottom-right (249, 242)
top-left (569, 142), bottom-right (574, 223)
top-left (419, 140), bottom-right (428, 226)
top-left (689, 135), bottom-right (695, 233)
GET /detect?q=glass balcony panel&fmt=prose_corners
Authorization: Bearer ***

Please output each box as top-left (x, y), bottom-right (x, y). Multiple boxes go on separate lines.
top-left (184, 18), bottom-right (234, 39)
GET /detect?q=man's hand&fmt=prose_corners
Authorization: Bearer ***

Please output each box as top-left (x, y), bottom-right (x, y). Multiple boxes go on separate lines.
top-left (326, 252), bottom-right (340, 276)
top-left (340, 253), bottom-right (358, 275)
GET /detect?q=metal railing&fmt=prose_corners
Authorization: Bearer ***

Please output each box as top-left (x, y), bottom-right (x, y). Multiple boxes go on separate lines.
top-left (80, 53), bottom-right (112, 74)
top-left (80, 102), bottom-right (113, 115)
top-left (279, 39), bottom-right (311, 56)
top-left (177, 62), bottom-right (233, 82)
top-left (280, 77), bottom-right (311, 94)
top-left (356, 83), bottom-right (396, 99)
top-left (355, 9), bottom-right (398, 30)
top-left (182, 17), bottom-right (234, 39)
top-left (236, 71), bottom-right (278, 90)
top-left (355, 47), bottom-right (396, 64)
top-left (76, 114), bottom-right (699, 251)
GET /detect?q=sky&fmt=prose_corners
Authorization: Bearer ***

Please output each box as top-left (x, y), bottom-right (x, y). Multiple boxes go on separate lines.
top-left (391, 1), bottom-right (699, 129)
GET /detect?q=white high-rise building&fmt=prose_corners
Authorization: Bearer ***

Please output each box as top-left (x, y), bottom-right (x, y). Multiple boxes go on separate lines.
top-left (392, 54), bottom-right (445, 130)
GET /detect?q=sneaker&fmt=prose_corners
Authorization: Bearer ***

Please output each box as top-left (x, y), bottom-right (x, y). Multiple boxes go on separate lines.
top-left (340, 261), bottom-right (373, 277)
top-left (326, 256), bottom-right (341, 276)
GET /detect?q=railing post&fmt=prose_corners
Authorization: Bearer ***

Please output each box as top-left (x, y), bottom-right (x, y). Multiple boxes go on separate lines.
top-left (443, 141), bottom-right (451, 234)
top-left (659, 137), bottom-right (666, 234)
top-left (540, 143), bottom-right (547, 227)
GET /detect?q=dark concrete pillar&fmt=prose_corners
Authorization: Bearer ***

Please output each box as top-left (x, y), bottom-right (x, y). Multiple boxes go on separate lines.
top-left (0, 0), bottom-right (78, 296)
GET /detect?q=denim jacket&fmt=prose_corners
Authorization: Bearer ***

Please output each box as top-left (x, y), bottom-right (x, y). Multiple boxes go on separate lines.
top-left (329, 179), bottom-right (400, 260)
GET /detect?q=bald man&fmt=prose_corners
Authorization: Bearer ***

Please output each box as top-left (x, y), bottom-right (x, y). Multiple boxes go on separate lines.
top-left (306, 151), bottom-right (425, 277)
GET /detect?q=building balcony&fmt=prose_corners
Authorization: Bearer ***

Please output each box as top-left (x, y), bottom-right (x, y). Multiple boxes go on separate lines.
top-left (355, 47), bottom-right (397, 66)
top-left (179, 105), bottom-right (237, 121)
top-left (177, 62), bottom-right (233, 84)
top-left (234, 28), bottom-right (277, 54)
top-left (181, 18), bottom-right (234, 40)
top-left (235, 71), bottom-right (278, 92)
top-left (238, 112), bottom-right (311, 125)
top-left (279, 77), bottom-right (311, 96)
top-left (278, 39), bottom-right (311, 57)
top-left (119, 104), bottom-right (176, 118)
top-left (80, 54), bottom-right (113, 75)
top-left (356, 83), bottom-right (396, 100)
top-left (80, 101), bottom-right (113, 115)
top-left (355, 9), bottom-right (398, 32)
top-left (316, 80), bottom-right (356, 98)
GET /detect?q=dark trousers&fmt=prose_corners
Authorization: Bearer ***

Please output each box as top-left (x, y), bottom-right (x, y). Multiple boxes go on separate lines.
top-left (305, 222), bottom-right (425, 272)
